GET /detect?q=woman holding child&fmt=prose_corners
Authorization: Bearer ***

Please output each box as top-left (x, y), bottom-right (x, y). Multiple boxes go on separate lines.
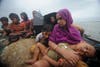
top-left (31, 8), bottom-right (95, 67)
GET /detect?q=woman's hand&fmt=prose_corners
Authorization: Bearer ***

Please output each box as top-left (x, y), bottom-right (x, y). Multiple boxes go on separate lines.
top-left (49, 41), bottom-right (80, 66)
top-left (56, 47), bottom-right (80, 66)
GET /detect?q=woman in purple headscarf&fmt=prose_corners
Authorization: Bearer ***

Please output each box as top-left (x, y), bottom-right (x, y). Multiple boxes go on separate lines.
top-left (49, 9), bottom-right (83, 44)
top-left (48, 8), bottom-right (82, 65)
top-left (31, 9), bottom-right (95, 67)
top-left (48, 9), bottom-right (95, 66)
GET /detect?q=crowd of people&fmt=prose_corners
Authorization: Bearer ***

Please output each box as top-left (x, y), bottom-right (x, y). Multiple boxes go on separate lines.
top-left (0, 12), bottom-right (34, 43)
top-left (0, 8), bottom-right (96, 67)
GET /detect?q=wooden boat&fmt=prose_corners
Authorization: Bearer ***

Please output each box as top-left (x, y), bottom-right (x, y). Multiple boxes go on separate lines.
top-left (0, 35), bottom-right (100, 67)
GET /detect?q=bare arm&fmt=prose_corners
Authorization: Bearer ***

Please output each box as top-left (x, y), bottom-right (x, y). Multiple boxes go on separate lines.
top-left (48, 41), bottom-right (80, 66)
top-left (25, 45), bottom-right (40, 64)
top-left (37, 43), bottom-right (47, 55)
top-left (29, 20), bottom-right (34, 32)
top-left (43, 55), bottom-right (59, 67)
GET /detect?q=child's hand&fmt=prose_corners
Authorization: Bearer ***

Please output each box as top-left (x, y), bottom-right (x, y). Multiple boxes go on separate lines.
top-left (44, 34), bottom-right (48, 39)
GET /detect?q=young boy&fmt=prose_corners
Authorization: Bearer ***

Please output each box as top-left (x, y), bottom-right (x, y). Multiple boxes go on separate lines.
top-left (25, 24), bottom-right (55, 65)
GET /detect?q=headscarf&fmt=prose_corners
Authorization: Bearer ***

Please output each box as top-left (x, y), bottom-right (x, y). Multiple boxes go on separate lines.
top-left (49, 9), bottom-right (83, 44)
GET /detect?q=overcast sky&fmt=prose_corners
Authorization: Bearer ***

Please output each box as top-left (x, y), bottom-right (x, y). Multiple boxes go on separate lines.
top-left (0, 0), bottom-right (100, 21)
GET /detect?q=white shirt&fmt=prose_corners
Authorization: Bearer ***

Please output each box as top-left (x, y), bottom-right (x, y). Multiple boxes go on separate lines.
top-left (35, 32), bottom-right (43, 42)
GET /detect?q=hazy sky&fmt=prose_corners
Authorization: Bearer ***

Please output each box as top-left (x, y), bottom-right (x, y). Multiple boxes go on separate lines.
top-left (0, 0), bottom-right (100, 21)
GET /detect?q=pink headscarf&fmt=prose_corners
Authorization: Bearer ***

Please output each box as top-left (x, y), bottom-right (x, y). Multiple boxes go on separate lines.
top-left (49, 9), bottom-right (83, 44)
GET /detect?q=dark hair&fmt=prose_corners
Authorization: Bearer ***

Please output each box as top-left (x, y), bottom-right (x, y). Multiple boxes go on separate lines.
top-left (41, 24), bottom-right (53, 32)
top-left (0, 17), bottom-right (8, 22)
top-left (44, 12), bottom-right (57, 24)
top-left (9, 13), bottom-right (20, 21)
top-left (20, 12), bottom-right (28, 21)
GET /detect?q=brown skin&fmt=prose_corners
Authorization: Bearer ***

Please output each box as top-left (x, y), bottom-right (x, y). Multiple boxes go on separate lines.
top-left (26, 14), bottom-right (94, 66)
top-left (26, 45), bottom-right (40, 64)
top-left (26, 20), bottom-right (82, 67)
top-left (71, 41), bottom-right (96, 57)
top-left (25, 43), bottom-right (60, 67)
top-left (50, 13), bottom-right (80, 65)
top-left (56, 13), bottom-right (84, 36)
top-left (30, 32), bottom-right (95, 67)
top-left (30, 41), bottom-right (95, 67)
top-left (50, 16), bottom-right (56, 24)
top-left (48, 41), bottom-right (80, 66)
top-left (32, 59), bottom-right (51, 67)
top-left (25, 31), bottom-right (51, 64)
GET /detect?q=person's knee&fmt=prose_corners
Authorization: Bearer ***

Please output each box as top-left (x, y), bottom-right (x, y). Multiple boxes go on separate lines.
top-left (36, 43), bottom-right (42, 46)
top-left (32, 60), bottom-right (50, 67)
top-left (32, 62), bottom-right (39, 67)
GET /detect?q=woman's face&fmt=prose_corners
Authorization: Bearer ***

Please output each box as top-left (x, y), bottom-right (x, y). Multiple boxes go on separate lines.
top-left (56, 14), bottom-right (66, 27)
top-left (42, 32), bottom-right (51, 38)
top-left (50, 16), bottom-right (55, 23)
top-left (11, 18), bottom-right (19, 24)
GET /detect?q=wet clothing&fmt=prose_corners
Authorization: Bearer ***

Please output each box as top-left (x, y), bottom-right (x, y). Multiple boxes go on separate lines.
top-left (21, 20), bottom-right (33, 31)
top-left (20, 20), bottom-right (34, 37)
top-left (8, 23), bottom-right (25, 42)
top-left (8, 23), bottom-right (25, 33)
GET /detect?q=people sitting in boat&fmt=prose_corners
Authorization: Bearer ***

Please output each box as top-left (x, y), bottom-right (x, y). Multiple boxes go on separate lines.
top-left (20, 12), bottom-right (34, 38)
top-left (31, 9), bottom-right (95, 67)
top-left (0, 17), bottom-right (10, 36)
top-left (43, 12), bottom-right (84, 37)
top-left (8, 13), bottom-right (25, 43)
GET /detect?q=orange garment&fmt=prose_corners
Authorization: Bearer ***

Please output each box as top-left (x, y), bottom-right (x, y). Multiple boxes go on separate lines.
top-left (8, 23), bottom-right (25, 33)
top-left (20, 22), bottom-right (26, 29)
top-left (20, 20), bottom-right (33, 37)
top-left (21, 20), bottom-right (32, 31)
